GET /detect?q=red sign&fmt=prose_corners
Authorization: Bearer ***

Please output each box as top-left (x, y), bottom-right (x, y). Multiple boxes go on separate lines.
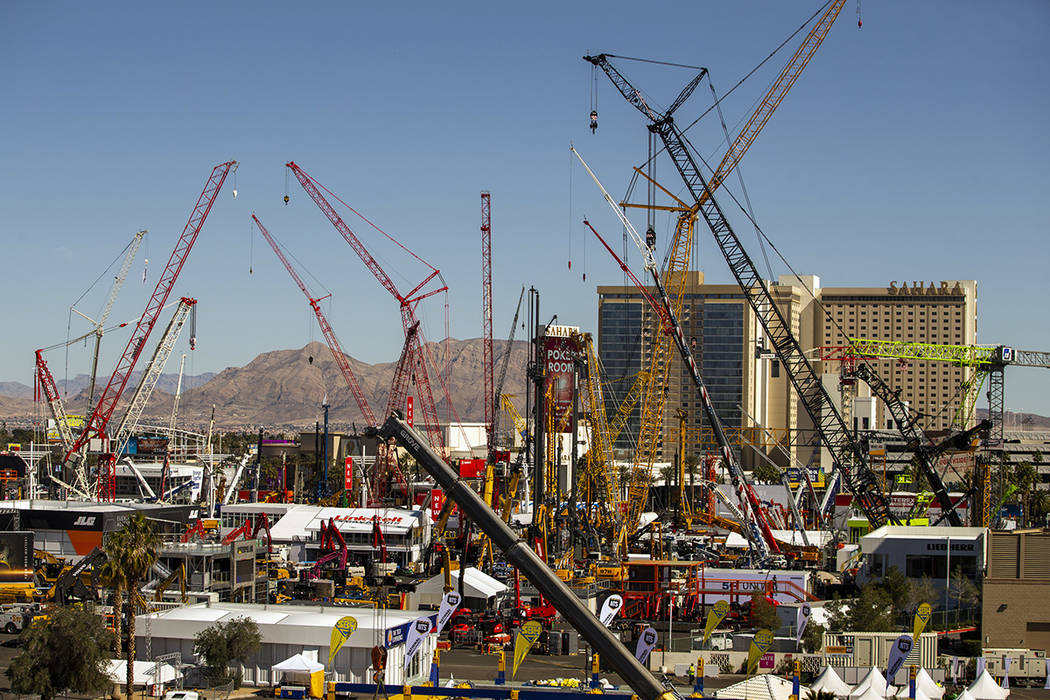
top-left (759, 652), bottom-right (775, 669)
top-left (459, 458), bottom-right (485, 478)
top-left (542, 334), bottom-right (578, 432)
top-left (430, 489), bottom-right (444, 522)
top-left (406, 396), bottom-right (414, 426)
top-left (344, 457), bottom-right (353, 491)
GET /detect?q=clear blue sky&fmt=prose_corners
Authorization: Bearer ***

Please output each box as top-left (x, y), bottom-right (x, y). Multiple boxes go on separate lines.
top-left (2, 1), bottom-right (1048, 417)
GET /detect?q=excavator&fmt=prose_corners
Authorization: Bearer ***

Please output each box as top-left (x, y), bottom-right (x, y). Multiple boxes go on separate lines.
top-left (221, 512), bottom-right (273, 553)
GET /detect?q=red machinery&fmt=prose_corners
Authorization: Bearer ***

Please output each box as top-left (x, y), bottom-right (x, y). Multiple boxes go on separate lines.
top-left (62, 161), bottom-right (237, 501)
top-left (221, 512), bottom-right (272, 553)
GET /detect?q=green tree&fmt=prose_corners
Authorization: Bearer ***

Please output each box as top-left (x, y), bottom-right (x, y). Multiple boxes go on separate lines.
top-left (826, 583), bottom-right (895, 632)
top-left (801, 621), bottom-right (826, 654)
top-left (749, 593), bottom-right (781, 631)
top-left (878, 566), bottom-right (911, 611)
top-left (751, 463), bottom-right (782, 485)
top-left (907, 575), bottom-right (938, 614)
top-left (107, 513), bottom-right (160, 694)
top-left (97, 550), bottom-right (126, 656)
top-left (948, 568), bottom-right (981, 609)
top-left (6, 606), bottom-right (114, 700)
top-left (193, 616), bottom-right (262, 686)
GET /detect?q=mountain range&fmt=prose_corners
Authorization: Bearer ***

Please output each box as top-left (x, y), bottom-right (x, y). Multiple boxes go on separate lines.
top-left (0, 338), bottom-right (529, 431)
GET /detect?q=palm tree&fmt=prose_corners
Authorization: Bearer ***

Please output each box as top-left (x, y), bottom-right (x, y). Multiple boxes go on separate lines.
top-left (98, 538), bottom-right (128, 657)
top-left (108, 513), bottom-right (159, 697)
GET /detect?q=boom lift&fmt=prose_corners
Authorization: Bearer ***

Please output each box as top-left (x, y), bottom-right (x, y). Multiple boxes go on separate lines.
top-left (221, 513), bottom-right (272, 553)
top-left (585, 54), bottom-right (898, 528)
top-left (63, 161), bottom-right (237, 499)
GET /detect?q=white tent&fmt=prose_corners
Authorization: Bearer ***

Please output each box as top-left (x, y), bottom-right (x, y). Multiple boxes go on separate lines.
top-left (955, 689), bottom-right (977, 700)
top-left (894, 687), bottom-right (931, 700)
top-left (104, 660), bottom-right (181, 688)
top-left (850, 686), bottom-right (886, 700)
top-left (810, 666), bottom-right (852, 697)
top-left (717, 675), bottom-right (795, 700)
top-left (272, 653), bottom-right (324, 675)
top-left (915, 668), bottom-right (944, 698)
top-left (851, 667), bottom-right (895, 698)
top-left (967, 670), bottom-right (1010, 700)
top-left (411, 567), bottom-right (507, 608)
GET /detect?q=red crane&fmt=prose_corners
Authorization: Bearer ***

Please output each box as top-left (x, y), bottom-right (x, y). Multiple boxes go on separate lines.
top-left (251, 215), bottom-right (376, 426)
top-left (64, 161), bottom-right (237, 491)
top-left (480, 192), bottom-right (494, 459)
top-left (286, 161), bottom-right (448, 453)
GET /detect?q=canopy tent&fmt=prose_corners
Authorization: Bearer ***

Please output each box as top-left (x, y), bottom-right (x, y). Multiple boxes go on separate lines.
top-left (852, 686), bottom-right (888, 700)
top-left (809, 666), bottom-right (852, 697)
top-left (411, 567), bottom-right (507, 609)
top-left (915, 667), bottom-right (944, 698)
top-left (967, 670), bottom-right (1010, 700)
top-left (104, 660), bottom-right (181, 688)
top-left (895, 687), bottom-right (931, 700)
top-left (272, 653), bottom-right (324, 698)
top-left (851, 667), bottom-right (895, 698)
top-left (956, 689), bottom-right (977, 700)
top-left (716, 675), bottom-right (795, 700)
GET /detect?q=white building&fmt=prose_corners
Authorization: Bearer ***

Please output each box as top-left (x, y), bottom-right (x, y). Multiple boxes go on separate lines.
top-left (859, 525), bottom-right (986, 602)
top-left (136, 602), bottom-right (436, 686)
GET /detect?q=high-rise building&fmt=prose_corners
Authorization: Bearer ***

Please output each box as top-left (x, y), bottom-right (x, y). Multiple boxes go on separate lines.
top-left (597, 273), bottom-right (978, 468)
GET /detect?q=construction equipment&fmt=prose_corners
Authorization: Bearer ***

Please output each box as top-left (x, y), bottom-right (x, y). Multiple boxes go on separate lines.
top-left (573, 331), bottom-right (619, 532)
top-left (574, 159), bottom-right (778, 562)
top-left (152, 562), bottom-right (188, 603)
top-left (221, 512), bottom-right (272, 553)
top-left (45, 546), bottom-right (105, 604)
top-left (491, 287), bottom-right (526, 452)
top-left (110, 297), bottom-right (197, 458)
top-left (34, 351), bottom-right (76, 454)
top-left (286, 162), bottom-right (450, 452)
top-left (372, 412), bottom-right (677, 700)
top-left (481, 192), bottom-right (495, 458)
top-left (586, 53), bottom-right (897, 528)
top-left (63, 161), bottom-right (237, 498)
top-left (252, 215), bottom-right (377, 425)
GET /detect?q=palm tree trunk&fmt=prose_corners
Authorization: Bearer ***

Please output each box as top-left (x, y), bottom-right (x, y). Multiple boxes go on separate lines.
top-left (113, 582), bottom-right (124, 656)
top-left (126, 592), bottom-right (136, 699)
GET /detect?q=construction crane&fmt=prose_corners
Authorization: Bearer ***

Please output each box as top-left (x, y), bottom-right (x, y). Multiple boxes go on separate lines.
top-left (34, 351), bottom-right (75, 455)
top-left (586, 53), bottom-right (898, 528)
top-left (63, 161), bottom-right (237, 496)
top-left (575, 168), bottom-right (777, 562)
top-left (286, 162), bottom-right (449, 453)
top-left (368, 323), bottom-right (420, 505)
top-left (573, 331), bottom-right (619, 530)
top-left (481, 192), bottom-right (495, 459)
top-left (168, 353), bottom-right (187, 442)
top-left (73, 230), bottom-right (149, 412)
top-left (109, 297), bottom-right (197, 459)
top-left (491, 286), bottom-right (525, 450)
top-left (251, 215), bottom-right (377, 426)
top-left (613, 0), bottom-right (847, 523)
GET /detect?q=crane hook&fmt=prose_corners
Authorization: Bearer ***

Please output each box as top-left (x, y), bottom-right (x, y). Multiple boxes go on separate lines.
top-left (589, 110), bottom-right (598, 134)
top-left (283, 194), bottom-right (290, 205)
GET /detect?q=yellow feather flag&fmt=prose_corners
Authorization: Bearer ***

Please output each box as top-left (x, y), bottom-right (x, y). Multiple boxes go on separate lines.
top-left (746, 629), bottom-right (774, 676)
top-left (702, 599), bottom-right (730, 644)
top-left (329, 616), bottom-right (358, 666)
top-left (512, 621), bottom-right (544, 677)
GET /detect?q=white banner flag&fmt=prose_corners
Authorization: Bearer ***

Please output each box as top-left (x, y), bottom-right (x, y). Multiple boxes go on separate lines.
top-left (952, 656), bottom-right (960, 684)
top-left (976, 658), bottom-right (986, 678)
top-left (599, 594), bottom-right (624, 627)
top-left (1002, 657), bottom-right (1010, 690)
top-left (435, 591), bottom-right (461, 636)
top-left (1043, 659), bottom-right (1049, 689)
top-left (795, 604), bottom-right (812, 643)
top-left (887, 634), bottom-right (914, 684)
top-left (403, 617), bottom-right (433, 673)
top-left (635, 626), bottom-right (658, 665)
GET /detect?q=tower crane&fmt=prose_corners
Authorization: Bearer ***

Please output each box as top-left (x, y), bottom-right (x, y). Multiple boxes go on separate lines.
top-left (574, 149), bottom-right (778, 562)
top-left (491, 286), bottom-right (525, 452)
top-left (34, 351), bottom-right (76, 456)
top-left (573, 331), bottom-right (619, 529)
top-left (251, 215), bottom-right (377, 426)
top-left (72, 230), bottom-right (148, 412)
top-left (63, 161), bottom-right (237, 496)
top-left (481, 192), bottom-right (495, 459)
top-left (168, 353), bottom-right (187, 442)
top-left (586, 53), bottom-right (899, 528)
top-left (109, 297), bottom-right (197, 459)
top-left (286, 162), bottom-right (450, 454)
top-left (613, 0), bottom-right (848, 540)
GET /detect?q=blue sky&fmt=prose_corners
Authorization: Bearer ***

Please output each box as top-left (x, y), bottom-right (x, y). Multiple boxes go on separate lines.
top-left (2, 1), bottom-right (1048, 417)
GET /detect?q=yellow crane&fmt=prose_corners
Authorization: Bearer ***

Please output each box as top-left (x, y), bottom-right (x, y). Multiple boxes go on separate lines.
top-left (616, 0), bottom-right (847, 546)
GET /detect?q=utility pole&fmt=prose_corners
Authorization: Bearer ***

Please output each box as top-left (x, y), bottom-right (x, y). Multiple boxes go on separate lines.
top-left (254, 428), bottom-right (262, 502)
top-left (318, 398), bottom-right (330, 501)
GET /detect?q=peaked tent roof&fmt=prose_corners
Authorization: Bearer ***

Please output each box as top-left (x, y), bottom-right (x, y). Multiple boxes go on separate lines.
top-left (810, 666), bottom-right (852, 697)
top-left (851, 686), bottom-right (887, 700)
top-left (272, 653), bottom-right (324, 673)
top-left (915, 667), bottom-right (944, 698)
top-left (956, 689), bottom-right (977, 700)
top-left (717, 675), bottom-right (795, 700)
top-left (967, 670), bottom-right (1010, 700)
top-left (851, 667), bottom-right (892, 697)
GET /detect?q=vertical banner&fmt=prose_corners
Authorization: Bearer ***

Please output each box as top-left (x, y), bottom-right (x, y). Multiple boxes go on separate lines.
top-left (887, 634), bottom-right (914, 685)
top-left (344, 457), bottom-right (353, 491)
top-left (912, 602), bottom-right (932, 641)
top-left (702, 600), bottom-right (730, 644)
top-left (795, 604), bottom-right (812, 643)
top-left (1043, 658), bottom-right (1049, 689)
top-left (952, 656), bottom-right (960, 684)
top-left (542, 329), bottom-right (579, 432)
top-left (435, 591), bottom-right (461, 636)
top-left (329, 616), bottom-right (358, 666)
top-left (635, 626), bottom-right (658, 665)
top-left (403, 617), bottom-right (433, 673)
top-left (430, 489), bottom-right (444, 522)
top-left (976, 658), bottom-right (986, 677)
top-left (406, 396), bottom-right (414, 426)
top-left (1001, 657), bottom-right (1010, 690)
top-left (599, 594), bottom-right (624, 627)
top-left (512, 621), bottom-right (544, 677)
top-left (747, 630), bottom-right (774, 676)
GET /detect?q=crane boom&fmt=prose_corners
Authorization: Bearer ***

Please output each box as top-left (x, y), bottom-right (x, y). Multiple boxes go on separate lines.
top-left (251, 215), bottom-right (377, 425)
top-left (491, 286), bottom-right (525, 448)
top-left (66, 161), bottom-right (236, 468)
top-left (110, 297), bottom-right (196, 457)
top-left (286, 162), bottom-right (448, 453)
top-left (481, 192), bottom-right (495, 457)
top-left (34, 351), bottom-right (75, 455)
top-left (587, 53), bottom-right (898, 528)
